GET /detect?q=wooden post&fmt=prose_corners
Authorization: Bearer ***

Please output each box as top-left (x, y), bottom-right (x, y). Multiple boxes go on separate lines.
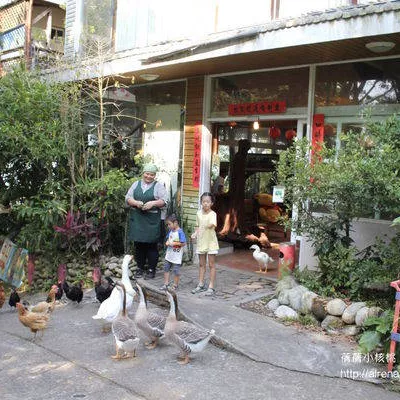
top-left (24, 0), bottom-right (34, 69)
top-left (388, 279), bottom-right (400, 373)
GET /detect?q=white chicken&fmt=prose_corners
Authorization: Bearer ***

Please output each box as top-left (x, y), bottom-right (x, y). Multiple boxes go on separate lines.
top-left (92, 255), bottom-right (136, 331)
top-left (249, 244), bottom-right (274, 273)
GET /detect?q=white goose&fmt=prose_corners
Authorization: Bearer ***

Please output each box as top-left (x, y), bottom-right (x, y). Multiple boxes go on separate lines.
top-left (134, 283), bottom-right (166, 349)
top-left (249, 244), bottom-right (274, 273)
top-left (92, 255), bottom-right (135, 331)
top-left (111, 282), bottom-right (140, 360)
top-left (164, 289), bottom-right (215, 365)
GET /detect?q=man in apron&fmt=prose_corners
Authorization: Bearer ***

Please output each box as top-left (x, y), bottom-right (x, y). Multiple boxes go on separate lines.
top-left (125, 163), bottom-right (168, 279)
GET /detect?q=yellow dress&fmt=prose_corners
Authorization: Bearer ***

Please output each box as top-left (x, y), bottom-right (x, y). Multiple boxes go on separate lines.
top-left (195, 210), bottom-right (219, 253)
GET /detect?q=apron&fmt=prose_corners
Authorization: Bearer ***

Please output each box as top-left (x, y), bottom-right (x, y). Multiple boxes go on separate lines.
top-left (128, 181), bottom-right (161, 243)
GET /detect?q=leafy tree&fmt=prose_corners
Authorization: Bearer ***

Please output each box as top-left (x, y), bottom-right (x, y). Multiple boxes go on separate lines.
top-left (277, 115), bottom-right (400, 293)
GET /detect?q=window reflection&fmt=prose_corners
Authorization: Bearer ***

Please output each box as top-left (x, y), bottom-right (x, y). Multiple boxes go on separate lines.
top-left (315, 60), bottom-right (400, 107)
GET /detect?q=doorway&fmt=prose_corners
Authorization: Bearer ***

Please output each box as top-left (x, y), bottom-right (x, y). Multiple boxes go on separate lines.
top-left (211, 119), bottom-right (304, 247)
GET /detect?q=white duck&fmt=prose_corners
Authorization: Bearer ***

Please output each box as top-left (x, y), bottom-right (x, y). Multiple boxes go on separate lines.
top-left (92, 255), bottom-right (135, 331)
top-left (134, 283), bottom-right (166, 349)
top-left (111, 282), bottom-right (140, 360)
top-left (164, 289), bottom-right (215, 365)
top-left (249, 244), bottom-right (274, 273)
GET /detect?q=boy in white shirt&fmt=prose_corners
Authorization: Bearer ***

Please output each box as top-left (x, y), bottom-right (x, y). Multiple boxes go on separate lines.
top-left (160, 214), bottom-right (186, 290)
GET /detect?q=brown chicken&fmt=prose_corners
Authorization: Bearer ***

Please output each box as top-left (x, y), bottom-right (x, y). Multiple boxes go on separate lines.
top-left (0, 282), bottom-right (5, 309)
top-left (30, 285), bottom-right (58, 314)
top-left (16, 302), bottom-right (49, 340)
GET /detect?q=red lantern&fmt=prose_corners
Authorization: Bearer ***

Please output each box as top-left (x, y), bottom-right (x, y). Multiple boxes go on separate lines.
top-left (269, 126), bottom-right (281, 140)
top-left (285, 129), bottom-right (296, 141)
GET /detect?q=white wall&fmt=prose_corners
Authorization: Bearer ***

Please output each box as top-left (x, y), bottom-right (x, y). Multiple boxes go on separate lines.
top-left (299, 217), bottom-right (397, 270)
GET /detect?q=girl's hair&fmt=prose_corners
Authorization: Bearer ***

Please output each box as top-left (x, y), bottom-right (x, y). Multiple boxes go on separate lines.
top-left (200, 192), bottom-right (214, 202)
top-left (166, 213), bottom-right (179, 224)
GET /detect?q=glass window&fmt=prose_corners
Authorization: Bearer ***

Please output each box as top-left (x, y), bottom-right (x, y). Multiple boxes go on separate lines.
top-left (315, 59), bottom-right (400, 107)
top-left (81, 0), bottom-right (114, 56)
top-left (210, 68), bottom-right (309, 116)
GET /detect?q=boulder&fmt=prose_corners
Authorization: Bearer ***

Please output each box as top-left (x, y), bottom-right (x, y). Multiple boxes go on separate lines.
top-left (277, 289), bottom-right (290, 305)
top-left (355, 307), bottom-right (370, 326)
top-left (342, 302), bottom-right (366, 324)
top-left (340, 325), bottom-right (361, 336)
top-left (266, 298), bottom-right (280, 311)
top-left (300, 291), bottom-right (318, 314)
top-left (326, 298), bottom-right (347, 316)
top-left (311, 297), bottom-right (329, 321)
top-left (321, 315), bottom-right (344, 332)
top-left (288, 285), bottom-right (309, 311)
top-left (274, 305), bottom-right (298, 319)
top-left (275, 275), bottom-right (298, 296)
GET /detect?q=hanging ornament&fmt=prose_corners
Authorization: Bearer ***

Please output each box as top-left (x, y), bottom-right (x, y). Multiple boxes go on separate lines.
top-left (269, 126), bottom-right (281, 140)
top-left (285, 129), bottom-right (297, 141)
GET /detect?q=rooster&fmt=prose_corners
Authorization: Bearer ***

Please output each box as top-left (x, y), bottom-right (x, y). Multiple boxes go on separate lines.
top-left (9, 287), bottom-right (20, 308)
top-left (249, 244), bottom-right (274, 273)
top-left (92, 267), bottom-right (114, 303)
top-left (63, 280), bottom-right (84, 304)
top-left (16, 302), bottom-right (49, 340)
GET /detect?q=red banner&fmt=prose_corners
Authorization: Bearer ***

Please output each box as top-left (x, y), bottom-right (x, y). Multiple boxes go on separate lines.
top-left (312, 114), bottom-right (325, 159)
top-left (192, 123), bottom-right (202, 188)
top-left (228, 101), bottom-right (286, 116)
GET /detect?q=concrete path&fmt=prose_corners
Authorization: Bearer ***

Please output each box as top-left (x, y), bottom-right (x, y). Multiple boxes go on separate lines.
top-left (0, 261), bottom-right (398, 400)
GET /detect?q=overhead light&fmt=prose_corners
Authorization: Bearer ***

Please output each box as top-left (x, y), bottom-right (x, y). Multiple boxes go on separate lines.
top-left (139, 73), bottom-right (160, 81)
top-left (365, 41), bottom-right (395, 54)
top-left (253, 118), bottom-right (260, 130)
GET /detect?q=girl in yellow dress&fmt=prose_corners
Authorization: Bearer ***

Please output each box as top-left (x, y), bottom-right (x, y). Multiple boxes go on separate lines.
top-left (191, 192), bottom-right (219, 296)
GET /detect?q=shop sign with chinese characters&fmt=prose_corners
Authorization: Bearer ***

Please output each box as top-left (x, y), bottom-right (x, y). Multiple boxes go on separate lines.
top-left (192, 123), bottom-right (202, 188)
top-left (228, 101), bottom-right (286, 116)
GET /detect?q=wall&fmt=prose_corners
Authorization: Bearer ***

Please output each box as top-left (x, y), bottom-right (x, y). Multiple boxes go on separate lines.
top-left (181, 76), bottom-right (204, 230)
top-left (298, 217), bottom-right (397, 270)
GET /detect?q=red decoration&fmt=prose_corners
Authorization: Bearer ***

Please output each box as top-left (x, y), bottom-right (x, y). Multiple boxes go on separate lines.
top-left (192, 123), bottom-right (202, 188)
top-left (312, 114), bottom-right (325, 158)
top-left (285, 129), bottom-right (296, 141)
top-left (228, 101), bottom-right (286, 116)
top-left (269, 126), bottom-right (281, 140)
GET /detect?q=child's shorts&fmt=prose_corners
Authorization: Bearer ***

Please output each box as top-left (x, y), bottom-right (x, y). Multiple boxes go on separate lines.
top-left (196, 250), bottom-right (218, 255)
top-left (164, 260), bottom-right (181, 276)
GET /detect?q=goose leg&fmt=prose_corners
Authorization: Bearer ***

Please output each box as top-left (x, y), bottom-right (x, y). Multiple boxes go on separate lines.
top-left (111, 344), bottom-right (122, 360)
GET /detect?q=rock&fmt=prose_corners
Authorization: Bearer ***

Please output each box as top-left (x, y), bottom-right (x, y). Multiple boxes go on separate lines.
top-left (274, 305), bottom-right (298, 319)
top-left (355, 307), bottom-right (370, 326)
top-left (107, 262), bottom-right (119, 271)
top-left (326, 298), bottom-right (347, 316)
top-left (266, 299), bottom-right (280, 311)
top-left (367, 307), bottom-right (382, 318)
top-left (300, 291), bottom-right (318, 314)
top-left (277, 289), bottom-right (290, 305)
top-left (340, 325), bottom-right (361, 336)
top-left (288, 285), bottom-right (309, 311)
top-left (114, 268), bottom-right (122, 278)
top-left (311, 297), bottom-right (329, 321)
top-left (104, 269), bottom-right (113, 277)
top-left (342, 302), bottom-right (366, 324)
top-left (321, 315), bottom-right (344, 332)
top-left (275, 275), bottom-right (298, 296)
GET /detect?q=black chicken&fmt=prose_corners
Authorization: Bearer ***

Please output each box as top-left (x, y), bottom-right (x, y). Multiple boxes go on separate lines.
top-left (9, 287), bottom-right (20, 308)
top-left (92, 267), bottom-right (115, 303)
top-left (63, 280), bottom-right (84, 304)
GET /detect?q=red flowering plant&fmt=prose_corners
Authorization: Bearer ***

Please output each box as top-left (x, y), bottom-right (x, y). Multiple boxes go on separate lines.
top-left (53, 209), bottom-right (108, 256)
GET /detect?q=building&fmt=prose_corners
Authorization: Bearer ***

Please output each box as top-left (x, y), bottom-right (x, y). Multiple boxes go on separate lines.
top-left (45, 0), bottom-right (400, 265)
top-left (0, 0), bottom-right (66, 73)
